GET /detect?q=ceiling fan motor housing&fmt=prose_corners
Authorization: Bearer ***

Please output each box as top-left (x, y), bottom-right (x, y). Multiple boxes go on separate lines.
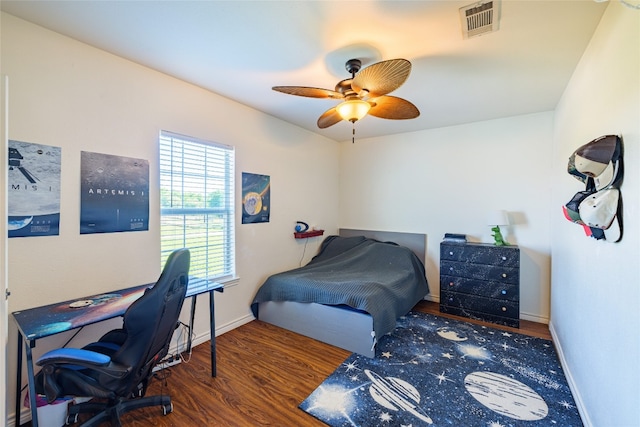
top-left (345, 59), bottom-right (362, 76)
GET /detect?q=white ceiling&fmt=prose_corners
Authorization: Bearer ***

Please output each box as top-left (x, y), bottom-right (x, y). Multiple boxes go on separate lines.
top-left (1, 0), bottom-right (608, 142)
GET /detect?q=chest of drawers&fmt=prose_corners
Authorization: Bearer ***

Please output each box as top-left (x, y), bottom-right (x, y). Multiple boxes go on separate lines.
top-left (439, 242), bottom-right (520, 328)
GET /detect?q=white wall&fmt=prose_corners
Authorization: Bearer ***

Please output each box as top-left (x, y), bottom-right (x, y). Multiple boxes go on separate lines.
top-left (340, 112), bottom-right (554, 324)
top-left (550, 2), bottom-right (639, 426)
top-left (1, 12), bottom-right (339, 424)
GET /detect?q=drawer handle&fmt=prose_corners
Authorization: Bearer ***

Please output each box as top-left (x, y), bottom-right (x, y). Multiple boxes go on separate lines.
top-left (501, 306), bottom-right (507, 312)
top-left (501, 273), bottom-right (507, 278)
top-left (501, 290), bottom-right (507, 295)
top-left (448, 298), bottom-right (454, 303)
top-left (449, 282), bottom-right (454, 287)
top-left (501, 256), bottom-right (507, 261)
top-left (449, 251), bottom-right (454, 256)
top-left (450, 267), bottom-right (454, 271)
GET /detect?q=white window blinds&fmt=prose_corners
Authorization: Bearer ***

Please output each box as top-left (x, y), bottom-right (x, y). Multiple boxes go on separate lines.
top-left (159, 131), bottom-right (235, 281)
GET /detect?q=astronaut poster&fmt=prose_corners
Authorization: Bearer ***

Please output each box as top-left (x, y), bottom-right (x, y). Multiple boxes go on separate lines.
top-left (80, 151), bottom-right (149, 234)
top-left (8, 140), bottom-right (62, 238)
top-left (242, 172), bottom-right (270, 224)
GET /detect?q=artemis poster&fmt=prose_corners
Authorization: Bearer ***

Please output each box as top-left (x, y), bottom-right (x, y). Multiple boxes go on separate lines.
top-left (8, 140), bottom-right (61, 238)
top-left (242, 172), bottom-right (270, 224)
top-left (80, 151), bottom-right (149, 234)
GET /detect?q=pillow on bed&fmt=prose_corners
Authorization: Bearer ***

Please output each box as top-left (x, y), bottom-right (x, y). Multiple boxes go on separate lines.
top-left (311, 235), bottom-right (368, 263)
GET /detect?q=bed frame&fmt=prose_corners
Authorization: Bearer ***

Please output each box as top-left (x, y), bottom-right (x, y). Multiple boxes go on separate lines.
top-left (257, 229), bottom-right (427, 358)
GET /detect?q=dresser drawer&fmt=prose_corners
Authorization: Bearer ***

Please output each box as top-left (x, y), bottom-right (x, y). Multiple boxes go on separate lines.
top-left (439, 305), bottom-right (520, 328)
top-left (441, 243), bottom-right (519, 267)
top-left (440, 260), bottom-right (519, 285)
top-left (440, 275), bottom-right (519, 301)
top-left (441, 291), bottom-right (519, 320)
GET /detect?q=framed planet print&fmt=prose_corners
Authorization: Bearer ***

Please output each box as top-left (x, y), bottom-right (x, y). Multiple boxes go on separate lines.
top-left (242, 172), bottom-right (270, 224)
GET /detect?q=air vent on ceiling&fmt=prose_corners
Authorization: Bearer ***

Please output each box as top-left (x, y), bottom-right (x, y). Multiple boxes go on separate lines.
top-left (460, 1), bottom-right (500, 39)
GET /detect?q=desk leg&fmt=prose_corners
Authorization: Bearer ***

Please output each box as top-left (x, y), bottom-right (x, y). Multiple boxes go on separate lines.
top-left (26, 343), bottom-right (39, 427)
top-left (209, 290), bottom-right (216, 377)
top-left (186, 297), bottom-right (196, 354)
top-left (15, 333), bottom-right (23, 427)
top-left (24, 340), bottom-right (39, 427)
top-left (185, 290), bottom-right (217, 376)
top-left (14, 335), bottom-right (39, 427)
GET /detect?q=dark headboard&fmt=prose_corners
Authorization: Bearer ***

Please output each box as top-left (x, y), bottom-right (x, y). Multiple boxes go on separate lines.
top-left (339, 228), bottom-right (427, 267)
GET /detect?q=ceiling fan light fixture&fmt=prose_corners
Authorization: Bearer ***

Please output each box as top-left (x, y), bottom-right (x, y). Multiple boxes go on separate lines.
top-left (273, 58), bottom-right (418, 132)
top-left (336, 99), bottom-right (371, 122)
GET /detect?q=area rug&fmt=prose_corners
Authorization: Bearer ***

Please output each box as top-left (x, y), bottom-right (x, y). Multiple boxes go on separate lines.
top-left (300, 311), bottom-right (582, 427)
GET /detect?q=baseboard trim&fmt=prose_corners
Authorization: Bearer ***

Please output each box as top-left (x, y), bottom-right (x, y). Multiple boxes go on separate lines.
top-left (187, 313), bottom-right (255, 350)
top-left (9, 409), bottom-right (26, 427)
top-left (520, 311), bottom-right (549, 324)
top-left (549, 320), bottom-right (592, 427)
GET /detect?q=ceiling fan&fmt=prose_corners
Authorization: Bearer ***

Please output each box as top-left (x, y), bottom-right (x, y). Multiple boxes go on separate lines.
top-left (273, 58), bottom-right (420, 140)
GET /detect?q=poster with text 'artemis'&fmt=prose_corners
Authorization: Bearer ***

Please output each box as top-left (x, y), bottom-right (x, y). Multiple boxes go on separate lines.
top-left (80, 151), bottom-right (149, 234)
top-left (8, 140), bottom-right (61, 237)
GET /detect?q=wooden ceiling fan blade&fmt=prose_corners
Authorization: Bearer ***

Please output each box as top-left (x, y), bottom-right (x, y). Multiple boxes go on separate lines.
top-left (317, 107), bottom-right (343, 128)
top-left (351, 59), bottom-right (411, 98)
top-left (368, 96), bottom-right (420, 120)
top-left (272, 86), bottom-right (343, 99)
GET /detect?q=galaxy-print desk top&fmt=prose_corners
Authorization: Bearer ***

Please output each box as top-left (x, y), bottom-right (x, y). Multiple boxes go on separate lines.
top-left (12, 277), bottom-right (222, 341)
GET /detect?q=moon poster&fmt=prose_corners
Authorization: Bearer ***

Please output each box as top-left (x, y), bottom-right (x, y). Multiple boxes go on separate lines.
top-left (8, 140), bottom-right (62, 238)
top-left (80, 151), bottom-right (149, 234)
top-left (242, 172), bottom-right (270, 224)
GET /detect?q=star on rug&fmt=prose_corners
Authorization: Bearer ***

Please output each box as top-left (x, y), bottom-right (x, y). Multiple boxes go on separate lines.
top-left (300, 311), bottom-right (582, 427)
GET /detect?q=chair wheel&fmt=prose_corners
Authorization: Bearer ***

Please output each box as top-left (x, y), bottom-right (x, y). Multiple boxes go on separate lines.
top-left (66, 413), bottom-right (79, 425)
top-left (162, 402), bottom-right (173, 415)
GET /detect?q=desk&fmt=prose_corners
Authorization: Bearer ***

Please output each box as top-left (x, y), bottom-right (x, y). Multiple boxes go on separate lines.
top-left (12, 277), bottom-right (223, 427)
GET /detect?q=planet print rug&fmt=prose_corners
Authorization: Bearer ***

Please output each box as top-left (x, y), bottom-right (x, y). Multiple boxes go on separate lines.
top-left (299, 311), bottom-right (582, 426)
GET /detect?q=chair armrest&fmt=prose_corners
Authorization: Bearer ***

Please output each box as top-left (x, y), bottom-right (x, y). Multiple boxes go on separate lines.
top-left (37, 348), bottom-right (111, 367)
top-left (36, 348), bottom-right (130, 378)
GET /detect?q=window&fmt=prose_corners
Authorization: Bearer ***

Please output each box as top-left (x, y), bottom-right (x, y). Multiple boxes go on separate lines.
top-left (159, 131), bottom-right (235, 282)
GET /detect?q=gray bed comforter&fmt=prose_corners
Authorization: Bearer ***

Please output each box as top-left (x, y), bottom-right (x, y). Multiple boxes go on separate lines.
top-left (251, 235), bottom-right (429, 340)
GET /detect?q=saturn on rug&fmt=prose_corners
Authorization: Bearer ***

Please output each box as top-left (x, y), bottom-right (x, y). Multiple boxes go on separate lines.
top-left (300, 311), bottom-right (582, 427)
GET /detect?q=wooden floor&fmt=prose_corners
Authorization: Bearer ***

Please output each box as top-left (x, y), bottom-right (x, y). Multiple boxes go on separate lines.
top-left (31, 301), bottom-right (551, 426)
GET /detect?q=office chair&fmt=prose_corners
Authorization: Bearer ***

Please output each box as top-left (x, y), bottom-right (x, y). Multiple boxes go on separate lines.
top-left (35, 248), bottom-right (190, 426)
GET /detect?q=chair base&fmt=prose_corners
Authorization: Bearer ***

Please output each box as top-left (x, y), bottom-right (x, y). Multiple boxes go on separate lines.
top-left (68, 395), bottom-right (173, 427)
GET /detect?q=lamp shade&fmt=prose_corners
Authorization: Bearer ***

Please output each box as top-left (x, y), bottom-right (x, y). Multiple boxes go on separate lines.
top-left (487, 210), bottom-right (509, 226)
top-left (336, 99), bottom-right (371, 122)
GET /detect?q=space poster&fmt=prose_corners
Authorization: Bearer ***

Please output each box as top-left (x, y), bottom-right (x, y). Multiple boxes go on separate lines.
top-left (242, 172), bottom-right (270, 224)
top-left (8, 140), bottom-right (62, 238)
top-left (80, 151), bottom-right (149, 234)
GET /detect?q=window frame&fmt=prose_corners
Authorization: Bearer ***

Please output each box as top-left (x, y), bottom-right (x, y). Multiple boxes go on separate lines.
top-left (159, 130), bottom-right (236, 282)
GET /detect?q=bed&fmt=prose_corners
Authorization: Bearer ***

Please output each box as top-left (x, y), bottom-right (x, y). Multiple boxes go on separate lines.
top-left (251, 229), bottom-right (429, 358)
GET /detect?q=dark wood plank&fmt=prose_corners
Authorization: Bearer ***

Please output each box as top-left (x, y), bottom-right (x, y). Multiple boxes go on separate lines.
top-left (122, 319), bottom-right (345, 426)
top-left (25, 301), bottom-right (550, 426)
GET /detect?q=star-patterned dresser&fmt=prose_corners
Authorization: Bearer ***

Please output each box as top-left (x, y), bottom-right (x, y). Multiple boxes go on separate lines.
top-left (439, 241), bottom-right (520, 328)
